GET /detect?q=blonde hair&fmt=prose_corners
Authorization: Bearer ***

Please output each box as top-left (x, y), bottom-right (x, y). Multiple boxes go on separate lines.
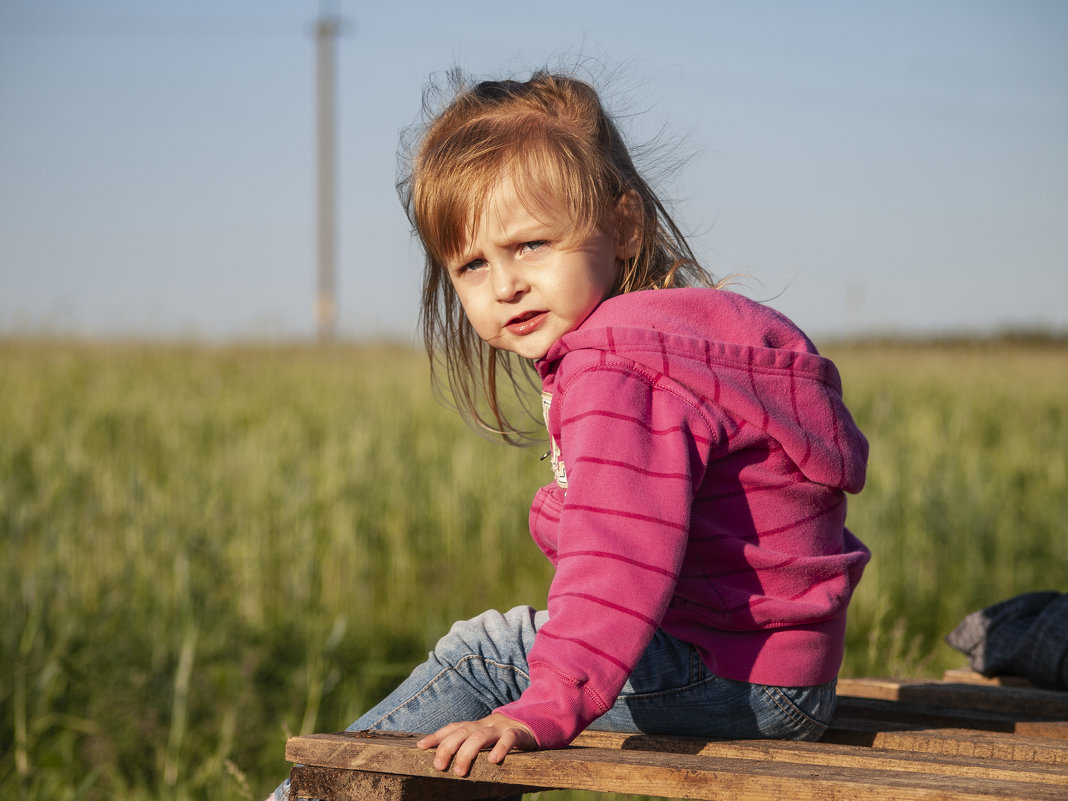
top-left (398, 70), bottom-right (719, 440)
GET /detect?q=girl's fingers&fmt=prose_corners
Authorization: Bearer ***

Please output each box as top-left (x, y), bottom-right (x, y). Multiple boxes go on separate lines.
top-left (420, 723), bottom-right (484, 774)
top-left (447, 728), bottom-right (492, 775)
top-left (415, 722), bottom-right (457, 751)
top-left (416, 715), bottom-right (536, 776)
top-left (487, 729), bottom-right (520, 764)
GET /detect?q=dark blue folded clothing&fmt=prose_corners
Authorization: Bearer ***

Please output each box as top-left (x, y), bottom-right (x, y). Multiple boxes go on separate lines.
top-left (945, 591), bottom-right (1068, 691)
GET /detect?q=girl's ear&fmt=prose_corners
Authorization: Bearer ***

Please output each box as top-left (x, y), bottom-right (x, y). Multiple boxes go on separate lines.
top-left (613, 190), bottom-right (643, 261)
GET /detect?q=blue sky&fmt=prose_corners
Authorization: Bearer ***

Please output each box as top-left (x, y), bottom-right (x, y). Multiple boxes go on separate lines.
top-left (1, 1), bottom-right (1066, 342)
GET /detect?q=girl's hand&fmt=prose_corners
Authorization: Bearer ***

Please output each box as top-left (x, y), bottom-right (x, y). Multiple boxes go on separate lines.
top-left (416, 713), bottom-right (536, 776)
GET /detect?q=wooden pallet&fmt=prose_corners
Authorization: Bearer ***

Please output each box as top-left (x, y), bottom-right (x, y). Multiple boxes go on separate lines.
top-left (284, 672), bottom-right (1068, 800)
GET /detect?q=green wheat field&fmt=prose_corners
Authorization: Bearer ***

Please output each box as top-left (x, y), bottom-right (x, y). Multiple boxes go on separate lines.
top-left (2, 336), bottom-right (1066, 801)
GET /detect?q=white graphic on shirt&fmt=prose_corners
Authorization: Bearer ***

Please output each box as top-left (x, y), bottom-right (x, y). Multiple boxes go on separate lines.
top-left (541, 392), bottom-right (567, 490)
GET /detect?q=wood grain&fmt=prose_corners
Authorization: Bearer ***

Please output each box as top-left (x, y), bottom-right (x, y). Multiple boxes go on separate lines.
top-left (284, 676), bottom-right (1068, 800)
top-left (286, 731), bottom-right (1068, 801)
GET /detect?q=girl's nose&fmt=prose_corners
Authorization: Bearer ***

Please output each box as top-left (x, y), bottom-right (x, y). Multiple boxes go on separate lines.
top-left (492, 262), bottom-right (528, 301)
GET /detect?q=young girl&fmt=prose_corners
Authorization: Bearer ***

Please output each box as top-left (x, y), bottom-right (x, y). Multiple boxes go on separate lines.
top-left (272, 70), bottom-right (869, 799)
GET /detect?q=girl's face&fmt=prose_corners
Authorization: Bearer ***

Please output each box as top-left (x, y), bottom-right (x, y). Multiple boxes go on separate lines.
top-left (445, 179), bottom-right (623, 360)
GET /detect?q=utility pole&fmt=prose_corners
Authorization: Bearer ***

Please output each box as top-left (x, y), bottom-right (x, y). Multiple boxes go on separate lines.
top-left (315, 8), bottom-right (340, 343)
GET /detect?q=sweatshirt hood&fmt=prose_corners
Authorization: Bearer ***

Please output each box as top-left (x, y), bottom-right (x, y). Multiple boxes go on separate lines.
top-left (538, 288), bottom-right (868, 494)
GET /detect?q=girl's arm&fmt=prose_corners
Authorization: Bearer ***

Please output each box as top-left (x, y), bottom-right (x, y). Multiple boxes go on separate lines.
top-left (421, 360), bottom-right (709, 769)
top-left (499, 359), bottom-right (710, 747)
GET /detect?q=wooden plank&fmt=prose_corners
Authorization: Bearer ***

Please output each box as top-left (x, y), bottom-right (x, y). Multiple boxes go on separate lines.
top-left (833, 704), bottom-right (1068, 742)
top-left (289, 764), bottom-right (533, 801)
top-left (821, 723), bottom-right (1068, 766)
top-left (1013, 720), bottom-right (1068, 740)
top-left (285, 680), bottom-right (1068, 800)
top-left (942, 668), bottom-right (1037, 689)
top-left (838, 677), bottom-right (1068, 719)
top-left (570, 730), bottom-right (1068, 783)
top-left (833, 695), bottom-right (1068, 735)
top-left (285, 732), bottom-right (1068, 801)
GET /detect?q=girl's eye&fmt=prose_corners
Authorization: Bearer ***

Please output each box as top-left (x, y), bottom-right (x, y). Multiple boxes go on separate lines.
top-left (520, 240), bottom-right (547, 254)
top-left (457, 259), bottom-right (486, 275)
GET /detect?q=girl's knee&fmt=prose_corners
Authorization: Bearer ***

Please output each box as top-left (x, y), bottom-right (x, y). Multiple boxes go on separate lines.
top-left (433, 606), bottom-right (540, 665)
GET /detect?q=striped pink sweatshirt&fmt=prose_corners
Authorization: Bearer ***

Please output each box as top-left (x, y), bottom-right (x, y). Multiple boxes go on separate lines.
top-left (495, 288), bottom-right (870, 748)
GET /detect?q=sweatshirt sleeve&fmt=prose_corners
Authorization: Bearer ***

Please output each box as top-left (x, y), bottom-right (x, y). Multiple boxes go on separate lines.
top-left (495, 359), bottom-right (712, 748)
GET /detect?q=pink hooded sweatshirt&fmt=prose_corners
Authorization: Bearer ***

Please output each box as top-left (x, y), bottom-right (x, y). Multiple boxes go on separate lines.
top-left (496, 288), bottom-right (870, 748)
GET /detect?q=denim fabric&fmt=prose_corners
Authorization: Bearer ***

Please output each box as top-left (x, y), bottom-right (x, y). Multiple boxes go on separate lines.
top-left (946, 591), bottom-right (1068, 690)
top-left (271, 605), bottom-right (837, 800)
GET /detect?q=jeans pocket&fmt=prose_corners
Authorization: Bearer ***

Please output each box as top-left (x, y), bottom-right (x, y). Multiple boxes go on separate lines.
top-left (759, 681), bottom-right (837, 741)
top-left (617, 635), bottom-right (698, 697)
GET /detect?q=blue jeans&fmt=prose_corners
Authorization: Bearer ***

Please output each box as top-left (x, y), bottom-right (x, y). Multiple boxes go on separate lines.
top-left (272, 605), bottom-right (837, 800)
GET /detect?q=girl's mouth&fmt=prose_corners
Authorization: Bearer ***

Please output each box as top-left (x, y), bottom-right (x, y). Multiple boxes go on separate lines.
top-left (505, 310), bottom-right (548, 335)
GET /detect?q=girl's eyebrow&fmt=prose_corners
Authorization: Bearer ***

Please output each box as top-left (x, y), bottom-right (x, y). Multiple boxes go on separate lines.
top-left (448, 249), bottom-right (480, 269)
top-left (494, 210), bottom-right (562, 242)
top-left (502, 223), bottom-right (552, 243)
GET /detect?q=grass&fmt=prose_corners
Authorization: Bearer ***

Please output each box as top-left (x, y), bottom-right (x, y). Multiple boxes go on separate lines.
top-left (1, 336), bottom-right (1065, 801)
top-left (828, 340), bottom-right (1068, 678)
